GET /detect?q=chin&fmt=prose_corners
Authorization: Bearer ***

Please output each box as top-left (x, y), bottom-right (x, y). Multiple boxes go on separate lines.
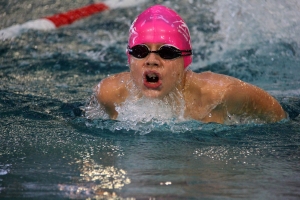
top-left (141, 89), bottom-right (166, 99)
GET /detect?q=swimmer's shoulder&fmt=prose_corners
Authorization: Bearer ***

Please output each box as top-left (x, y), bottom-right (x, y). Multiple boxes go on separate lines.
top-left (184, 71), bottom-right (237, 122)
top-left (186, 71), bottom-right (236, 91)
top-left (186, 71), bottom-right (286, 122)
top-left (96, 72), bottom-right (130, 113)
top-left (193, 71), bottom-right (286, 122)
top-left (193, 71), bottom-right (239, 82)
top-left (185, 71), bottom-right (236, 108)
top-left (190, 70), bottom-right (282, 104)
top-left (99, 72), bottom-right (130, 89)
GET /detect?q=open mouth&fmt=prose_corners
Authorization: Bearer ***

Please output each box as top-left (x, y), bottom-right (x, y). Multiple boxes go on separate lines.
top-left (143, 71), bottom-right (162, 89)
top-left (146, 73), bottom-right (159, 83)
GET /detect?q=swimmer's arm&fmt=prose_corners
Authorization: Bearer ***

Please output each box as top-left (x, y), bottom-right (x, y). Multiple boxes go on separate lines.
top-left (96, 80), bottom-right (118, 119)
top-left (96, 73), bottom-right (129, 119)
top-left (223, 82), bottom-right (287, 123)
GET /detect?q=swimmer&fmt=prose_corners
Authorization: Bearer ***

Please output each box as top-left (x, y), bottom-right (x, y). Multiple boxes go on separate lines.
top-left (95, 5), bottom-right (286, 124)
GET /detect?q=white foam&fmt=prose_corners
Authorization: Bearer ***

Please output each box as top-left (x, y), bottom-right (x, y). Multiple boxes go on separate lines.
top-left (116, 96), bottom-right (183, 123)
top-left (0, 19), bottom-right (55, 40)
top-left (83, 85), bottom-right (203, 134)
top-left (215, 0), bottom-right (300, 47)
top-left (268, 89), bottom-right (300, 97)
top-left (191, 0), bottom-right (300, 68)
top-left (104, 0), bottom-right (147, 9)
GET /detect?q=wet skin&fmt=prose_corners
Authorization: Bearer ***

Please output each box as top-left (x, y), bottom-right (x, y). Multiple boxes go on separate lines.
top-left (96, 43), bottom-right (287, 124)
top-left (129, 43), bottom-right (186, 99)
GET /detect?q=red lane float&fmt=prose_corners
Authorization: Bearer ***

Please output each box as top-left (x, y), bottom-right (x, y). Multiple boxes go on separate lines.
top-left (0, 0), bottom-right (147, 40)
top-left (45, 3), bottom-right (109, 28)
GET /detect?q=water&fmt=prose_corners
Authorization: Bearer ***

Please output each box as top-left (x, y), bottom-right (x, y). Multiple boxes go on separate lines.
top-left (1, 0), bottom-right (300, 199)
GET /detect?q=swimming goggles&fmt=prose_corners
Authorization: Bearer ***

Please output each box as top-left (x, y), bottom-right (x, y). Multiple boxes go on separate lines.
top-left (127, 44), bottom-right (192, 60)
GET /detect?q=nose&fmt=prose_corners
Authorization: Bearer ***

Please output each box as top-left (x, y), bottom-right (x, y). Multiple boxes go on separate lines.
top-left (145, 51), bottom-right (160, 67)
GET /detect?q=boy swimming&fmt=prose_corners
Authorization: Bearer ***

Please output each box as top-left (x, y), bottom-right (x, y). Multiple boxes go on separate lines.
top-left (94, 5), bottom-right (286, 124)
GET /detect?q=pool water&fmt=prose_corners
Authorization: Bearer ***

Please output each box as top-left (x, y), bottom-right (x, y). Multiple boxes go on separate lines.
top-left (1, 0), bottom-right (300, 199)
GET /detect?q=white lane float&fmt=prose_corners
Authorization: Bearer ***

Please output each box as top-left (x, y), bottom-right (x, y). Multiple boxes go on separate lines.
top-left (0, 0), bottom-right (147, 40)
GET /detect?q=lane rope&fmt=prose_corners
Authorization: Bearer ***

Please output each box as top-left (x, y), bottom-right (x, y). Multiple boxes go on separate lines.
top-left (45, 3), bottom-right (109, 28)
top-left (0, 0), bottom-right (147, 40)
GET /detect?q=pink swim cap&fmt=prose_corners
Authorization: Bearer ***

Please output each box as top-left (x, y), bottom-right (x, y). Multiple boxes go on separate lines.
top-left (127, 5), bottom-right (192, 68)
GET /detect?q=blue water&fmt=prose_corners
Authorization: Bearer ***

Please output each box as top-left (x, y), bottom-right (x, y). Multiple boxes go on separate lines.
top-left (1, 0), bottom-right (300, 199)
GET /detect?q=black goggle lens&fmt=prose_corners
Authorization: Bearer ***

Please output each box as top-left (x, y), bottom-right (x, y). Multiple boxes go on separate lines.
top-left (128, 45), bottom-right (192, 59)
top-left (129, 45), bottom-right (149, 58)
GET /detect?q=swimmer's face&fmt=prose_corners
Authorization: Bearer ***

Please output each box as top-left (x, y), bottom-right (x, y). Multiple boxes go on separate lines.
top-left (129, 43), bottom-right (185, 99)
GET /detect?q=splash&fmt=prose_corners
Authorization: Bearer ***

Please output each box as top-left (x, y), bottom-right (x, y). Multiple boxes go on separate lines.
top-left (190, 0), bottom-right (300, 70)
top-left (83, 83), bottom-right (274, 134)
top-left (84, 95), bottom-right (109, 120)
top-left (116, 89), bottom-right (185, 122)
top-left (83, 85), bottom-right (201, 134)
top-left (214, 0), bottom-right (300, 52)
top-left (82, 81), bottom-right (215, 134)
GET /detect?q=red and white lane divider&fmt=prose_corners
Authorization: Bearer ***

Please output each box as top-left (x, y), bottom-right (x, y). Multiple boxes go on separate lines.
top-left (0, 0), bottom-right (147, 40)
